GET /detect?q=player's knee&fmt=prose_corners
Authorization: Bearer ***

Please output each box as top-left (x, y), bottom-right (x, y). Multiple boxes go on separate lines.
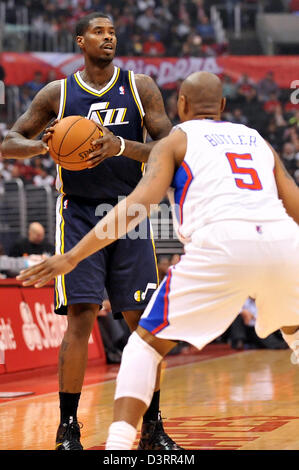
top-left (66, 303), bottom-right (98, 340)
top-left (115, 332), bottom-right (162, 407)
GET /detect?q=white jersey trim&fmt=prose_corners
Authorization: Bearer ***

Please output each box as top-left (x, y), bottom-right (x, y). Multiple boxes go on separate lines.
top-left (75, 66), bottom-right (118, 95)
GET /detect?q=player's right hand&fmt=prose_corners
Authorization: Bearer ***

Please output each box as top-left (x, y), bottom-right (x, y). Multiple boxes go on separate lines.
top-left (17, 253), bottom-right (77, 288)
top-left (33, 140), bottom-right (50, 156)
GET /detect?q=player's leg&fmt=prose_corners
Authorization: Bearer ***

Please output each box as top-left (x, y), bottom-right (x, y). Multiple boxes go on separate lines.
top-left (55, 196), bottom-right (106, 450)
top-left (122, 309), bottom-right (177, 450)
top-left (106, 327), bottom-right (176, 450)
top-left (55, 302), bottom-right (99, 450)
top-left (107, 218), bottom-right (182, 450)
top-left (252, 221), bottom-right (299, 362)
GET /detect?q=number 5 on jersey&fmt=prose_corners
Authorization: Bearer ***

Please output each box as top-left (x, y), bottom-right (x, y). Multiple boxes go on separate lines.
top-left (226, 152), bottom-right (263, 191)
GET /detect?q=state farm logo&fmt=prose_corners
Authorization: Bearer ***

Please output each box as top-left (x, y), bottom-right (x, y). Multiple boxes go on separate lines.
top-left (0, 317), bottom-right (17, 363)
top-left (19, 301), bottom-right (68, 351)
top-left (19, 302), bottom-right (94, 351)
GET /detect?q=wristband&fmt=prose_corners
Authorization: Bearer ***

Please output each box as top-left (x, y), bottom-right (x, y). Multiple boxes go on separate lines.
top-left (115, 136), bottom-right (126, 156)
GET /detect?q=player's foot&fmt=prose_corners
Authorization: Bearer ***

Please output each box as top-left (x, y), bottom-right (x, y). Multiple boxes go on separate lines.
top-left (55, 416), bottom-right (83, 450)
top-left (137, 411), bottom-right (184, 450)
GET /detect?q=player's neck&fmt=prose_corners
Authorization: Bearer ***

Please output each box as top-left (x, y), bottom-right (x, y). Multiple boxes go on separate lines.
top-left (80, 60), bottom-right (115, 90)
top-left (191, 114), bottom-right (221, 121)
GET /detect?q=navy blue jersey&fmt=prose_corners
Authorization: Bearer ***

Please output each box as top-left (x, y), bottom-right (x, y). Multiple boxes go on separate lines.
top-left (56, 66), bottom-right (145, 200)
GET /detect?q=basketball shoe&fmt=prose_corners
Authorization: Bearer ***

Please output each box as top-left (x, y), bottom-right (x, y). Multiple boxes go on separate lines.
top-left (137, 412), bottom-right (183, 450)
top-left (55, 416), bottom-right (83, 450)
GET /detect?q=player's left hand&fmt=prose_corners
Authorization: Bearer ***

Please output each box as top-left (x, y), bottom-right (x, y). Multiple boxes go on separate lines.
top-left (86, 124), bottom-right (125, 169)
top-left (17, 253), bottom-right (77, 288)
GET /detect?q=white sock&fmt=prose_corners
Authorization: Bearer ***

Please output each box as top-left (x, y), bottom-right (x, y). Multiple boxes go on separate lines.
top-left (281, 329), bottom-right (299, 364)
top-left (105, 421), bottom-right (137, 450)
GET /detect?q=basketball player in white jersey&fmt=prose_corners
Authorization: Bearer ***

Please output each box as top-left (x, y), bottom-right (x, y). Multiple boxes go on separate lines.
top-left (18, 71), bottom-right (299, 450)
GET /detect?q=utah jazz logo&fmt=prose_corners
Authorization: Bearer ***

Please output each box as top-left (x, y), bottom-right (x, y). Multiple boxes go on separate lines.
top-left (87, 102), bottom-right (128, 127)
top-left (134, 283), bottom-right (157, 302)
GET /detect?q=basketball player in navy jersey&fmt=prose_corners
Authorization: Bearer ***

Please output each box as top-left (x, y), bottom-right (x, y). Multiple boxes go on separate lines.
top-left (2, 12), bottom-right (181, 450)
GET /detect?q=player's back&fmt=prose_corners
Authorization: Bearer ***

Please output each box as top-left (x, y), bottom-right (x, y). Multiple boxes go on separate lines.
top-left (168, 119), bottom-right (289, 242)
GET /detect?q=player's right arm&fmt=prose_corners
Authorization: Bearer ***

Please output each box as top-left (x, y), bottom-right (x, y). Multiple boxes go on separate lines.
top-left (1, 80), bottom-right (60, 159)
top-left (270, 142), bottom-right (299, 224)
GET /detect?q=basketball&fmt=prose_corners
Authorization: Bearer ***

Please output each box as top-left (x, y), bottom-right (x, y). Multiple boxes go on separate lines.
top-left (48, 115), bottom-right (103, 171)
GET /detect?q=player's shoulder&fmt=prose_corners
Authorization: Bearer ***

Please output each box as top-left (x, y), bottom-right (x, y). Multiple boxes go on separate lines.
top-left (32, 79), bottom-right (62, 104)
top-left (133, 73), bottom-right (159, 95)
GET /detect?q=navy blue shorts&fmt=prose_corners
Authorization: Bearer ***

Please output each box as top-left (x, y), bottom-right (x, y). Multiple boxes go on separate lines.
top-left (54, 195), bottom-right (159, 316)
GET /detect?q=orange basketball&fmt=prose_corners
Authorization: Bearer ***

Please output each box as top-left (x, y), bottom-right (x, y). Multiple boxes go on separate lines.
top-left (48, 116), bottom-right (103, 171)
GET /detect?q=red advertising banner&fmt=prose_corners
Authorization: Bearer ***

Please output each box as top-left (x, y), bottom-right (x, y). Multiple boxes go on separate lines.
top-left (1, 53), bottom-right (299, 89)
top-left (0, 280), bottom-right (105, 374)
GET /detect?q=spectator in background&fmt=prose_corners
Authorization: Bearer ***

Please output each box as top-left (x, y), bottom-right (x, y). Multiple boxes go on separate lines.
top-left (126, 33), bottom-right (144, 56)
top-left (165, 92), bottom-right (180, 125)
top-left (0, 253), bottom-right (45, 278)
top-left (156, 0), bottom-right (174, 24)
top-left (236, 74), bottom-right (256, 102)
top-left (46, 69), bottom-right (57, 84)
top-left (9, 221), bottom-right (54, 257)
top-left (265, 120), bottom-right (284, 151)
top-left (263, 92), bottom-right (281, 114)
top-left (229, 297), bottom-right (287, 350)
top-left (273, 104), bottom-right (287, 128)
top-left (142, 33), bottom-right (166, 57)
top-left (288, 109), bottom-right (299, 127)
top-left (257, 71), bottom-right (280, 103)
top-left (136, 6), bottom-right (159, 32)
top-left (33, 167), bottom-right (54, 187)
top-left (231, 108), bottom-right (248, 125)
top-left (222, 75), bottom-right (238, 102)
top-left (19, 85), bottom-right (34, 114)
top-left (280, 141), bottom-right (297, 173)
top-left (288, 124), bottom-right (299, 153)
top-left (196, 15), bottom-right (215, 41)
top-left (25, 71), bottom-right (45, 99)
top-left (164, 24), bottom-right (183, 56)
top-left (137, 0), bottom-right (156, 13)
top-left (0, 157), bottom-right (13, 181)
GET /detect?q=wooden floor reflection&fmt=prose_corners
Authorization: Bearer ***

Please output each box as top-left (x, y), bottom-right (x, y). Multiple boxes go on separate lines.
top-left (1, 348), bottom-right (299, 450)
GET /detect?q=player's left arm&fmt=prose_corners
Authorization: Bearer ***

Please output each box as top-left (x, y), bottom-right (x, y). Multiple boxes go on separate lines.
top-left (85, 75), bottom-right (172, 168)
top-left (17, 129), bottom-right (186, 287)
top-left (268, 141), bottom-right (299, 224)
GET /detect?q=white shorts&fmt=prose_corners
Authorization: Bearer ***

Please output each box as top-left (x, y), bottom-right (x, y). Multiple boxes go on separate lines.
top-left (139, 219), bottom-right (299, 350)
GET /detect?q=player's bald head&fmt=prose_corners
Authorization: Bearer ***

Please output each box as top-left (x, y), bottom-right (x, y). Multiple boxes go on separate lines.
top-left (178, 72), bottom-right (225, 121)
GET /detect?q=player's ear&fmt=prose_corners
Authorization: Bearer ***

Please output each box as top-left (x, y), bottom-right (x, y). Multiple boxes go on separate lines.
top-left (220, 97), bottom-right (226, 112)
top-left (178, 94), bottom-right (187, 112)
top-left (76, 35), bottom-right (84, 50)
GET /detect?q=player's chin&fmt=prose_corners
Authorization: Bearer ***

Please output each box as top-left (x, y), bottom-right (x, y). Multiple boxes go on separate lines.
top-left (99, 48), bottom-right (115, 59)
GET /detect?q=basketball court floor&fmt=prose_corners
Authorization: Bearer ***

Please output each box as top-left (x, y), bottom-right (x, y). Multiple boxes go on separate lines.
top-left (0, 344), bottom-right (299, 450)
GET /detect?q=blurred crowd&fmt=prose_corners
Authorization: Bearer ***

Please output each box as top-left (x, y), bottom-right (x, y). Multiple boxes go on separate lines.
top-left (5, 0), bottom-right (226, 57)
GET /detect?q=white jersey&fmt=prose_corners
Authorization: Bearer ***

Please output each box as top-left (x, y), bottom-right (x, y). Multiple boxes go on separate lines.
top-left (167, 119), bottom-right (289, 243)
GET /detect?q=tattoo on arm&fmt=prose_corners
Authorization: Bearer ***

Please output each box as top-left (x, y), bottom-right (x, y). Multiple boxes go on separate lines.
top-left (10, 80), bottom-right (60, 139)
top-left (135, 74), bottom-right (172, 140)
